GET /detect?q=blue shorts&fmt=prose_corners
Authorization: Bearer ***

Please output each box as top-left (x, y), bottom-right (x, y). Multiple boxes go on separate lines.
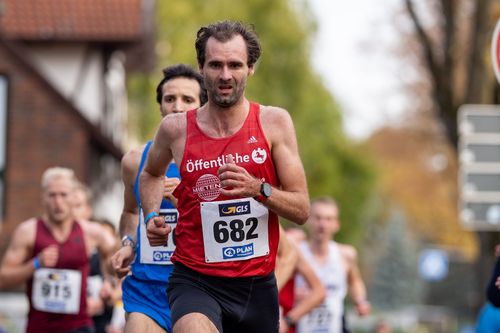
top-left (122, 275), bottom-right (171, 332)
top-left (476, 303), bottom-right (500, 333)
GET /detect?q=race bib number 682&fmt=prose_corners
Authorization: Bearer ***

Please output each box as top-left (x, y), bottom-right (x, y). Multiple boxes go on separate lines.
top-left (201, 198), bottom-right (269, 263)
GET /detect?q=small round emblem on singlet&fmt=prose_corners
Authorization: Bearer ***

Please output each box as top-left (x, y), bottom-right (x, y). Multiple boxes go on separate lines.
top-left (193, 174), bottom-right (221, 201)
top-left (251, 148), bottom-right (267, 164)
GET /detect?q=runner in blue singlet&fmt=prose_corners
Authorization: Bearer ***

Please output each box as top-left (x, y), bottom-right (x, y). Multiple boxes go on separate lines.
top-left (110, 64), bottom-right (206, 333)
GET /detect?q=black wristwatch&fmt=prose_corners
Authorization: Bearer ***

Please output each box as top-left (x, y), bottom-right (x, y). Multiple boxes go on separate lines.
top-left (260, 182), bottom-right (272, 199)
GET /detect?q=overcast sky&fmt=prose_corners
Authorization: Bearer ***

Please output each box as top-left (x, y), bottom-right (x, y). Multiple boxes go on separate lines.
top-left (308, 0), bottom-right (409, 139)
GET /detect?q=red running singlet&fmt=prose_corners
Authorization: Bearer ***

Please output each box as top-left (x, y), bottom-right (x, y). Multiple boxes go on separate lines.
top-left (26, 219), bottom-right (92, 333)
top-left (172, 102), bottom-right (280, 277)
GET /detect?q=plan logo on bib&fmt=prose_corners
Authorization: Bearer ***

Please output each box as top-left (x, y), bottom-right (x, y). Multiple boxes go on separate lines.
top-left (153, 251), bottom-right (174, 262)
top-left (223, 244), bottom-right (254, 259)
top-left (251, 148), bottom-right (267, 164)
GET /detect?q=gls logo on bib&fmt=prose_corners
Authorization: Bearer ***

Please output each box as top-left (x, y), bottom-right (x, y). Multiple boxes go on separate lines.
top-left (219, 201), bottom-right (251, 217)
top-left (162, 212), bottom-right (177, 223)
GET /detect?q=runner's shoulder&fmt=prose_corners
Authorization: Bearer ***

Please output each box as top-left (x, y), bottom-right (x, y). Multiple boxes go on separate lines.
top-left (121, 145), bottom-right (144, 177)
top-left (159, 111), bottom-right (187, 137)
top-left (260, 105), bottom-right (291, 121)
top-left (10, 218), bottom-right (37, 247)
top-left (259, 105), bottom-right (294, 138)
top-left (338, 243), bottom-right (358, 262)
top-left (15, 218), bottom-right (37, 235)
top-left (78, 219), bottom-right (100, 235)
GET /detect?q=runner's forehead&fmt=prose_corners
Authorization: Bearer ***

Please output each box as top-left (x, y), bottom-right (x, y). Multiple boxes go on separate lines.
top-left (43, 177), bottom-right (75, 193)
top-left (162, 77), bottom-right (201, 99)
top-left (205, 35), bottom-right (248, 64)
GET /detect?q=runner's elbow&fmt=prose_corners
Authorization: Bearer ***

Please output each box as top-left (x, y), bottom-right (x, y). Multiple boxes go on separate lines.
top-left (292, 209), bottom-right (309, 225)
top-left (296, 201), bottom-right (310, 225)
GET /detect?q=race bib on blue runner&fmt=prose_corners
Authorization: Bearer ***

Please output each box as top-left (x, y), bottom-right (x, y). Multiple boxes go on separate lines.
top-left (140, 208), bottom-right (177, 265)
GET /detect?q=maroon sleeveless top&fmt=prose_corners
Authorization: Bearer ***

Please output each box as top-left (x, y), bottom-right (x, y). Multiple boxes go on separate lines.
top-left (26, 219), bottom-right (92, 333)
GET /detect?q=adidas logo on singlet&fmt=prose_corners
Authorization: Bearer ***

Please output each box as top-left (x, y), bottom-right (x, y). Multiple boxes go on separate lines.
top-left (247, 136), bottom-right (258, 144)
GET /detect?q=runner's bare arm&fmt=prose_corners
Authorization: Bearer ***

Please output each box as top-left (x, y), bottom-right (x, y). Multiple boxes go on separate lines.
top-left (140, 116), bottom-right (177, 218)
top-left (343, 245), bottom-right (371, 316)
top-left (111, 149), bottom-right (141, 276)
top-left (140, 114), bottom-right (185, 245)
top-left (261, 107), bottom-right (309, 224)
top-left (285, 250), bottom-right (326, 324)
top-left (275, 225), bottom-right (299, 291)
top-left (0, 220), bottom-right (38, 288)
top-left (91, 223), bottom-right (118, 278)
top-left (119, 149), bottom-right (142, 239)
top-left (164, 176), bottom-right (180, 207)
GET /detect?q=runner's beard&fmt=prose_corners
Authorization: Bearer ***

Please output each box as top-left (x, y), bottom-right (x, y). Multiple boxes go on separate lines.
top-left (209, 79), bottom-right (247, 108)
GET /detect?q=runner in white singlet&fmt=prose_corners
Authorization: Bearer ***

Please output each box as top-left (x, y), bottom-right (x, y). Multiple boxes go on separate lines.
top-left (295, 197), bottom-right (371, 333)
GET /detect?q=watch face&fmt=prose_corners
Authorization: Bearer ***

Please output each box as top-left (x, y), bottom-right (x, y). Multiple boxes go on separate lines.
top-left (261, 182), bottom-right (272, 198)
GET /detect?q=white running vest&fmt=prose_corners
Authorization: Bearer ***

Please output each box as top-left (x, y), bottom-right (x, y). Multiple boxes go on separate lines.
top-left (296, 241), bottom-right (347, 333)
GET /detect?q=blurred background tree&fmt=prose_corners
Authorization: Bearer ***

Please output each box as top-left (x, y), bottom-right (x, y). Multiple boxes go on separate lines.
top-left (359, 0), bottom-right (500, 319)
top-left (397, 0), bottom-right (500, 313)
top-left (368, 208), bottom-right (423, 310)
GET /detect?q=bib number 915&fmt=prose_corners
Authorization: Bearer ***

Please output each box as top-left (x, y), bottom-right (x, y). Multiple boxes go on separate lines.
top-left (42, 282), bottom-right (71, 299)
top-left (213, 217), bottom-right (258, 243)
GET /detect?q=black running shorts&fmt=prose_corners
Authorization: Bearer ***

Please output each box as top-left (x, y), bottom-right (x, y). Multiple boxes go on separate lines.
top-left (167, 263), bottom-right (279, 333)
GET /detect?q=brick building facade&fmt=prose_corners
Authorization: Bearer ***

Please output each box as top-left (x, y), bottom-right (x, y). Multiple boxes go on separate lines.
top-left (0, 0), bottom-right (155, 255)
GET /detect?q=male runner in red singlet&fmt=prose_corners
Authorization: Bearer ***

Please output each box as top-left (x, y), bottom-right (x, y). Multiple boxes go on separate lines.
top-left (139, 20), bottom-right (310, 333)
top-left (0, 167), bottom-right (116, 333)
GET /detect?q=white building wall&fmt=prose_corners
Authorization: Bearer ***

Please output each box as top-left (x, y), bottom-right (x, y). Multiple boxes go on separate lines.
top-left (26, 44), bottom-right (127, 226)
top-left (90, 155), bottom-right (124, 227)
top-left (27, 44), bottom-right (105, 126)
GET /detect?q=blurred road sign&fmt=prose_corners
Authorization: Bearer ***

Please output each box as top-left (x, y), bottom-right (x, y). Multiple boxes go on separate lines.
top-left (458, 105), bottom-right (500, 230)
top-left (459, 106), bottom-right (500, 136)
top-left (419, 249), bottom-right (448, 281)
top-left (460, 141), bottom-right (500, 164)
top-left (492, 18), bottom-right (500, 85)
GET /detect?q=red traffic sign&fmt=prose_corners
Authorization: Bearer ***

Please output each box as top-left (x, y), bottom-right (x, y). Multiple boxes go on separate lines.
top-left (493, 19), bottom-right (500, 85)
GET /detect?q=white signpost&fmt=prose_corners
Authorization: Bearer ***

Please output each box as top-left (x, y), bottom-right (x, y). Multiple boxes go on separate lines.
top-left (458, 105), bottom-right (500, 230)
